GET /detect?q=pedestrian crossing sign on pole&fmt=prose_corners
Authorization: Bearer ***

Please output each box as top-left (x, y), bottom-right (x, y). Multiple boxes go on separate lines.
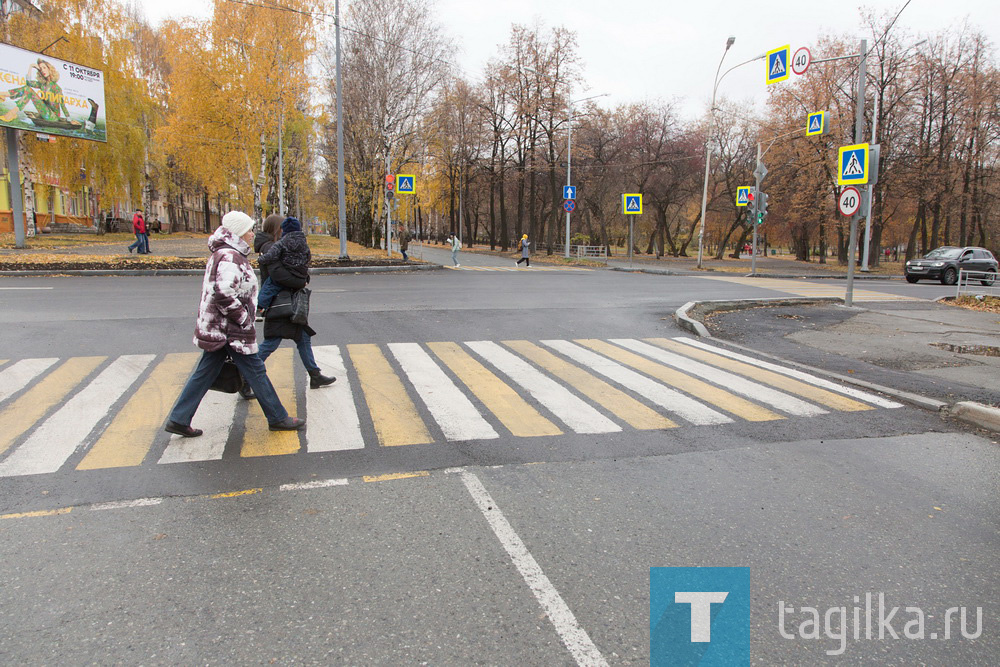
top-left (396, 174), bottom-right (416, 194)
top-left (766, 45), bottom-right (790, 85)
top-left (736, 186), bottom-right (752, 207)
top-left (806, 111), bottom-right (828, 136)
top-left (837, 143), bottom-right (869, 186)
top-left (623, 193), bottom-right (642, 215)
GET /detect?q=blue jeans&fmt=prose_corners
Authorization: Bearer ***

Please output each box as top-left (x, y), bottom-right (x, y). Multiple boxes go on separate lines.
top-left (142, 232), bottom-right (150, 254)
top-left (257, 277), bottom-right (282, 310)
top-left (128, 233), bottom-right (144, 253)
top-left (168, 346), bottom-right (289, 426)
top-left (451, 249), bottom-right (459, 265)
top-left (258, 332), bottom-right (320, 373)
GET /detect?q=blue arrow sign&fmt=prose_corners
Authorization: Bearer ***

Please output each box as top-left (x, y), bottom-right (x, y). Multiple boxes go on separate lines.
top-left (563, 185), bottom-right (576, 200)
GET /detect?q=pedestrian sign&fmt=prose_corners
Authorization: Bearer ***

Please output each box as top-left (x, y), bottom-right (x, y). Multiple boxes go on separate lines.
top-left (623, 193), bottom-right (642, 215)
top-left (837, 143), bottom-right (869, 185)
top-left (806, 111), bottom-right (827, 136)
top-left (396, 174), bottom-right (416, 194)
top-left (736, 186), bottom-right (752, 207)
top-left (766, 45), bottom-right (790, 85)
top-left (563, 185), bottom-right (576, 200)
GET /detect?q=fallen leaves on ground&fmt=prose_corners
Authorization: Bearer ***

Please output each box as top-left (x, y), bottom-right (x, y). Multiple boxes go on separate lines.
top-left (949, 295), bottom-right (1000, 314)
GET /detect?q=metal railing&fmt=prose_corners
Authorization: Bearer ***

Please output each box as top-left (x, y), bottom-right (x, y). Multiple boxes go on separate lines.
top-left (571, 245), bottom-right (608, 261)
top-left (957, 269), bottom-right (998, 299)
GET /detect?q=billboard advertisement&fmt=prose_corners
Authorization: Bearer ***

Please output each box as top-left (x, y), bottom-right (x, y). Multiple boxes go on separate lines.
top-left (0, 43), bottom-right (106, 142)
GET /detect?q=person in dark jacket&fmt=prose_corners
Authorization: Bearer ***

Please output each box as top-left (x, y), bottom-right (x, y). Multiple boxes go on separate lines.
top-left (164, 211), bottom-right (305, 436)
top-left (245, 216), bottom-right (335, 396)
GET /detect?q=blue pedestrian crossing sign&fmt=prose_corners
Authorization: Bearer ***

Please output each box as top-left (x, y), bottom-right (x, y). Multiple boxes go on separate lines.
top-left (623, 193), bottom-right (642, 215)
top-left (806, 111), bottom-right (828, 136)
top-left (396, 174), bottom-right (416, 194)
top-left (736, 186), bottom-right (752, 207)
top-left (766, 45), bottom-right (790, 85)
top-left (563, 185), bottom-right (576, 200)
top-left (837, 143), bottom-right (869, 186)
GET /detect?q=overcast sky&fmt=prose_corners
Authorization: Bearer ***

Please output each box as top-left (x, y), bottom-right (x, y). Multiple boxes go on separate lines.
top-left (140, 0), bottom-right (997, 118)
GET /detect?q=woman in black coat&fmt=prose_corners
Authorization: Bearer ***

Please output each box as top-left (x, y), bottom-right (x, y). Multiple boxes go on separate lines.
top-left (242, 215), bottom-right (335, 399)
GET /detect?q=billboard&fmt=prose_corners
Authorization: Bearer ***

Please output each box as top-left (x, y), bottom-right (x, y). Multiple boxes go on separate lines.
top-left (0, 43), bottom-right (106, 142)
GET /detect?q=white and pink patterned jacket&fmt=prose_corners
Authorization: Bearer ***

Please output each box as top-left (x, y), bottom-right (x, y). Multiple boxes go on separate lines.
top-left (193, 226), bottom-right (259, 354)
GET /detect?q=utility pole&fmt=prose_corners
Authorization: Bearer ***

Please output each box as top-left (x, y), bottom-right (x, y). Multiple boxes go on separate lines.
top-left (5, 129), bottom-right (25, 248)
top-left (861, 94), bottom-right (879, 272)
top-left (845, 39), bottom-right (867, 308)
top-left (385, 151), bottom-right (392, 257)
top-left (564, 84), bottom-right (573, 259)
top-left (278, 110), bottom-right (285, 218)
top-left (335, 0), bottom-right (348, 257)
top-left (751, 142), bottom-right (762, 276)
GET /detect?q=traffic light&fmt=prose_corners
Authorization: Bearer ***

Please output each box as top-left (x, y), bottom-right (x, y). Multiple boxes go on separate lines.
top-left (757, 192), bottom-right (769, 224)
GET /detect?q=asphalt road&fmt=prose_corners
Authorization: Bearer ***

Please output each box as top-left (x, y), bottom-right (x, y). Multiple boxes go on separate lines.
top-left (0, 258), bottom-right (996, 665)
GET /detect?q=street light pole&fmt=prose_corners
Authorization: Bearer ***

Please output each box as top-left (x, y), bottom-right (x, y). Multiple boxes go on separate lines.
top-left (335, 0), bottom-right (348, 257)
top-left (564, 84), bottom-right (573, 259)
top-left (697, 36), bottom-right (735, 269)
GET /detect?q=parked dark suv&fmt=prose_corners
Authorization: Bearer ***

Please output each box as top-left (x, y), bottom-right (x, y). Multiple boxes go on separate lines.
top-left (904, 246), bottom-right (997, 285)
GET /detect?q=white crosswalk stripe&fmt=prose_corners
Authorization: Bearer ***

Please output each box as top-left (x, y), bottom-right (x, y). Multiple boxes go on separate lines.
top-left (0, 338), bottom-right (906, 479)
top-left (610, 339), bottom-right (828, 417)
top-left (389, 342), bottom-right (499, 441)
top-left (541, 340), bottom-right (731, 426)
top-left (0, 358), bottom-right (59, 404)
top-left (466, 341), bottom-right (621, 434)
top-left (0, 355), bottom-right (155, 477)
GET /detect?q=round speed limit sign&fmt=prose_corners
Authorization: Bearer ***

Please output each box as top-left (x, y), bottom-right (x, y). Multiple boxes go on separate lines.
top-left (838, 186), bottom-right (862, 216)
top-left (791, 47), bottom-right (812, 75)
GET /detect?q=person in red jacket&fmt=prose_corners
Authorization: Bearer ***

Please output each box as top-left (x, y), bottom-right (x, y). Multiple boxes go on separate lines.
top-left (128, 209), bottom-right (149, 254)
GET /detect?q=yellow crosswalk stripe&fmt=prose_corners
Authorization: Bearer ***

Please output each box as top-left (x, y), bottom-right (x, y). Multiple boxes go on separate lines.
top-left (0, 359), bottom-right (8, 368)
top-left (427, 342), bottom-right (562, 437)
top-left (503, 340), bottom-right (676, 430)
top-left (77, 353), bottom-right (199, 470)
top-left (349, 344), bottom-right (433, 446)
top-left (242, 348), bottom-right (301, 457)
top-left (644, 339), bottom-right (874, 412)
top-left (575, 340), bottom-right (784, 422)
top-left (0, 357), bottom-right (105, 457)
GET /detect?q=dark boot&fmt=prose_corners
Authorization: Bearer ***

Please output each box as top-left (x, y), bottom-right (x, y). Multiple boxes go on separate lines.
top-left (308, 369), bottom-right (336, 389)
top-left (238, 381), bottom-right (256, 400)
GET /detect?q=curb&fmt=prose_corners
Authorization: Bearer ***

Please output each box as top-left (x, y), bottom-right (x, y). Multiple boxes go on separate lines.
top-left (670, 297), bottom-right (999, 425)
top-left (610, 265), bottom-right (899, 280)
top-left (0, 264), bottom-right (444, 278)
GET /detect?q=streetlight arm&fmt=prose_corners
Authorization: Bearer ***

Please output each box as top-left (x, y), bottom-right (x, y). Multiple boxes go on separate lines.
top-left (714, 53), bottom-right (767, 99)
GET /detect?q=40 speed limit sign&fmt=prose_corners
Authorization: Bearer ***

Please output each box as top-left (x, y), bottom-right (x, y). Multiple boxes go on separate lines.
top-left (838, 186), bottom-right (862, 216)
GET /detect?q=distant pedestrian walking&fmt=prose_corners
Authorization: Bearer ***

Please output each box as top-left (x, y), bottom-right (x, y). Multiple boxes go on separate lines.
top-left (164, 211), bottom-right (305, 437)
top-left (448, 233), bottom-right (461, 267)
top-left (399, 226), bottom-right (410, 261)
top-left (516, 234), bottom-right (531, 267)
top-left (128, 209), bottom-right (148, 254)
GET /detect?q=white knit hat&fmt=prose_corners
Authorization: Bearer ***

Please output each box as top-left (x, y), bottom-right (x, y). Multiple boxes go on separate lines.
top-left (221, 211), bottom-right (254, 238)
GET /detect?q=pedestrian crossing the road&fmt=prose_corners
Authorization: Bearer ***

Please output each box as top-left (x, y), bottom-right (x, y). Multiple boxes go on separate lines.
top-left (0, 338), bottom-right (902, 479)
top-left (699, 275), bottom-right (920, 302)
top-left (445, 265), bottom-right (593, 272)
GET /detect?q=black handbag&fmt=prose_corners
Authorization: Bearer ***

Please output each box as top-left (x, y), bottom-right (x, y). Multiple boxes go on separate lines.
top-left (291, 287), bottom-right (311, 325)
top-left (267, 289), bottom-right (294, 319)
top-left (210, 357), bottom-right (243, 393)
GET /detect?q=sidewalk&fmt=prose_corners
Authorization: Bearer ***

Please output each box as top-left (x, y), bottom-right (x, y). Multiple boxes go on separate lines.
top-left (685, 297), bottom-right (1000, 422)
top-left (609, 253), bottom-right (905, 279)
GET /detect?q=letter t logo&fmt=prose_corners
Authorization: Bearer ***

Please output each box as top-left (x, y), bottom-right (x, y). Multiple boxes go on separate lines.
top-left (675, 592), bottom-right (729, 642)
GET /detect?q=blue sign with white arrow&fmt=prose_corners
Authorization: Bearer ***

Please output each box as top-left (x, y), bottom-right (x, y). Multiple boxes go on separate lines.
top-left (563, 185), bottom-right (576, 200)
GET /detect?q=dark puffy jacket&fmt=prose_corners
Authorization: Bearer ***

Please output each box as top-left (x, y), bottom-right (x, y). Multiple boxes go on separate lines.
top-left (260, 231), bottom-right (310, 279)
top-left (260, 231), bottom-right (315, 341)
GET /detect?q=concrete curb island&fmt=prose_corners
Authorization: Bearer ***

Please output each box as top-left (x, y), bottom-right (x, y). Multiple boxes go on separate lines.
top-left (674, 297), bottom-right (1000, 434)
top-left (0, 264), bottom-right (445, 278)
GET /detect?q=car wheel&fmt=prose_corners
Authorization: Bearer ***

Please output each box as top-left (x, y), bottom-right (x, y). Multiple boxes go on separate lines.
top-left (905, 275), bottom-right (919, 284)
top-left (941, 267), bottom-right (958, 285)
top-left (982, 271), bottom-right (996, 287)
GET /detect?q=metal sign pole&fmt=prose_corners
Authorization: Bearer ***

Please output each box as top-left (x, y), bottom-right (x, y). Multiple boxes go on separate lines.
top-left (5, 128), bottom-right (25, 249)
top-left (845, 39), bottom-right (867, 308)
top-left (861, 94), bottom-right (880, 272)
top-left (751, 142), bottom-right (762, 276)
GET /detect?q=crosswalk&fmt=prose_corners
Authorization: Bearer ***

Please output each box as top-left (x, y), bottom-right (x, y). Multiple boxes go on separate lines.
top-left (699, 275), bottom-right (920, 302)
top-left (445, 265), bottom-right (593, 272)
top-left (0, 337), bottom-right (902, 479)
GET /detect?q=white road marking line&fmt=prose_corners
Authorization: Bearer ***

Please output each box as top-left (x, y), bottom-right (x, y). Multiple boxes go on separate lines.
top-left (460, 470), bottom-right (608, 667)
top-left (0, 358), bottom-right (59, 404)
top-left (0, 355), bottom-right (155, 477)
top-left (0, 287), bottom-right (54, 290)
top-left (307, 346), bottom-right (366, 452)
top-left (672, 337), bottom-right (904, 408)
top-left (611, 338), bottom-right (828, 417)
top-left (159, 391), bottom-right (239, 463)
top-left (541, 340), bottom-right (731, 426)
top-left (90, 498), bottom-right (163, 511)
top-left (389, 342), bottom-right (500, 441)
top-left (279, 478), bottom-right (349, 491)
top-left (466, 341), bottom-right (621, 434)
